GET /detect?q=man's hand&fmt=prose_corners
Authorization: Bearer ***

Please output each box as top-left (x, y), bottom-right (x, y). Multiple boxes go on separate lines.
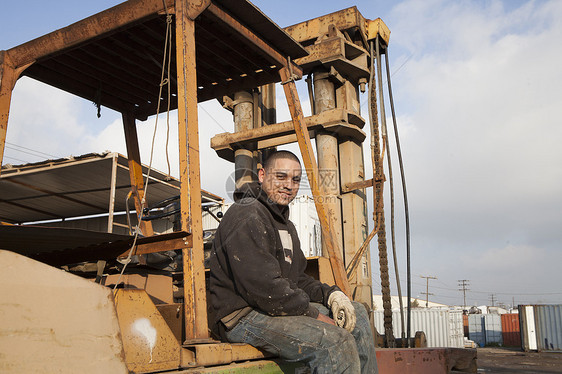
top-left (316, 312), bottom-right (336, 326)
top-left (327, 291), bottom-right (356, 332)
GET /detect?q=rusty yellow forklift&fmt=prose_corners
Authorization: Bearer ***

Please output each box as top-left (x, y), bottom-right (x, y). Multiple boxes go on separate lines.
top-left (0, 0), bottom-right (476, 372)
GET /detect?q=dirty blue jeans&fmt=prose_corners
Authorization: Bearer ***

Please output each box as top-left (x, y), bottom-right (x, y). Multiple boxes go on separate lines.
top-left (225, 301), bottom-right (378, 373)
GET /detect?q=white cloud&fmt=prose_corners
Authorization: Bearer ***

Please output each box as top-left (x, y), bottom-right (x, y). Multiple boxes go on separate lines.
top-left (462, 244), bottom-right (545, 270)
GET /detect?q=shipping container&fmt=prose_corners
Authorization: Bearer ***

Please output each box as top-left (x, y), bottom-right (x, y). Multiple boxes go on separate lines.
top-left (373, 309), bottom-right (464, 348)
top-left (288, 195), bottom-right (322, 258)
top-left (501, 313), bottom-right (521, 347)
top-left (484, 314), bottom-right (503, 345)
top-left (520, 305), bottom-right (538, 351)
top-left (468, 314), bottom-right (503, 346)
top-left (519, 305), bottom-right (562, 352)
top-left (534, 305), bottom-right (562, 352)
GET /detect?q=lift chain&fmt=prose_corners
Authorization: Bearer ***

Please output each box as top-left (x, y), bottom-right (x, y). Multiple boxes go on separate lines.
top-left (370, 48), bottom-right (395, 347)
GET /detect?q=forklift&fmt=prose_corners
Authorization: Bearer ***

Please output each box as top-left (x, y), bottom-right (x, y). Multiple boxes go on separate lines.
top-left (0, 0), bottom-right (476, 372)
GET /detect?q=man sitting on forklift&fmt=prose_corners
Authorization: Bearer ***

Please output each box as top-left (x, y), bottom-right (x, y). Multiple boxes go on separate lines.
top-left (209, 150), bottom-right (378, 373)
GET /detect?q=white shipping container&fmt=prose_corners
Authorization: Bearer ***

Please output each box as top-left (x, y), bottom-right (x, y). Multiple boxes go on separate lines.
top-left (289, 195), bottom-right (322, 258)
top-left (373, 308), bottom-right (464, 348)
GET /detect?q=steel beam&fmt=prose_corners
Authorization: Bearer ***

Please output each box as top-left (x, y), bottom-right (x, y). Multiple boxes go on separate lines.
top-left (117, 233), bottom-right (192, 258)
top-left (0, 52), bottom-right (20, 177)
top-left (107, 155), bottom-right (118, 233)
top-left (7, 0), bottom-right (175, 68)
top-left (183, 343), bottom-right (270, 367)
top-left (175, 0), bottom-right (209, 342)
top-left (206, 3), bottom-right (303, 78)
top-left (211, 108), bottom-right (365, 162)
top-left (122, 111), bottom-right (154, 237)
top-left (280, 67), bottom-right (350, 295)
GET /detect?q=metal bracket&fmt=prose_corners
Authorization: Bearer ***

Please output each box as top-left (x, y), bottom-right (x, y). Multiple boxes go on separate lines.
top-left (280, 57), bottom-right (300, 85)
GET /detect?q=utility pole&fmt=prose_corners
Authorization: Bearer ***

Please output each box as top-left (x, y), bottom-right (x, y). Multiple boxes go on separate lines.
top-left (489, 294), bottom-right (496, 307)
top-left (458, 279), bottom-right (470, 308)
top-left (420, 275), bottom-right (437, 308)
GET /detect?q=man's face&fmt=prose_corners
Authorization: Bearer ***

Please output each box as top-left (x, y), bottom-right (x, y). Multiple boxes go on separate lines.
top-left (258, 158), bottom-right (302, 206)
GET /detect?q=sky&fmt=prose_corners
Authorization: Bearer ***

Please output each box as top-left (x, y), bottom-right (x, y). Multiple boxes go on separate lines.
top-left (1, 0), bottom-right (562, 309)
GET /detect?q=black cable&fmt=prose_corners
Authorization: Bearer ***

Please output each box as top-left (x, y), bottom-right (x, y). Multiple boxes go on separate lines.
top-left (384, 44), bottom-right (412, 347)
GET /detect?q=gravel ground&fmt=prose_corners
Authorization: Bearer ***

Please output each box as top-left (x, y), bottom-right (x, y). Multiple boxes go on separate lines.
top-left (476, 347), bottom-right (562, 373)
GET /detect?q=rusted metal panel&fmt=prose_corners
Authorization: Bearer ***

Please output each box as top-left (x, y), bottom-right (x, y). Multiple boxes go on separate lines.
top-left (501, 313), bottom-right (521, 347)
top-left (184, 343), bottom-right (270, 367)
top-left (284, 7), bottom-right (366, 44)
top-left (156, 303), bottom-right (184, 343)
top-left (295, 38), bottom-right (345, 67)
top-left (295, 39), bottom-right (370, 81)
top-left (175, 0), bottom-right (209, 342)
top-left (114, 289), bottom-right (181, 373)
top-left (375, 348), bottom-right (477, 373)
top-left (367, 18), bottom-right (391, 44)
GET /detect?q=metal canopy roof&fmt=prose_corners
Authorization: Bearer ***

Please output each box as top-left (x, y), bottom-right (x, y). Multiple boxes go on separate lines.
top-left (0, 152), bottom-right (222, 224)
top-left (6, 0), bottom-right (307, 120)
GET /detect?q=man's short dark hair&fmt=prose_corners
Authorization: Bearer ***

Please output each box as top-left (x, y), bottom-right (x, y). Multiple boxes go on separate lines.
top-left (263, 150), bottom-right (301, 171)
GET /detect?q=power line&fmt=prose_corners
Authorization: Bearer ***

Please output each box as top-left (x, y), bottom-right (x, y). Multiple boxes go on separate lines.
top-left (5, 141), bottom-right (58, 159)
top-left (2, 155), bottom-right (28, 164)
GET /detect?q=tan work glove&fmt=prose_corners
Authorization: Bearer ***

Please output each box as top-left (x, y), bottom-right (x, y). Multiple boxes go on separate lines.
top-left (327, 290), bottom-right (356, 332)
